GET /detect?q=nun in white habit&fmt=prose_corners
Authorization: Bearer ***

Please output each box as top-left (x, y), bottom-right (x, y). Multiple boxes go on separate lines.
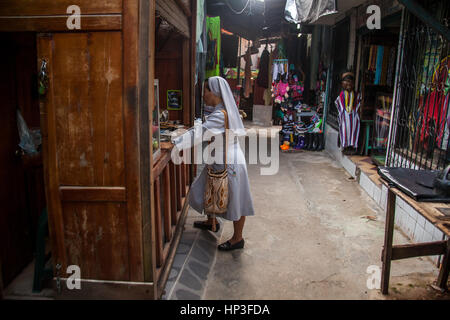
top-left (172, 76), bottom-right (255, 251)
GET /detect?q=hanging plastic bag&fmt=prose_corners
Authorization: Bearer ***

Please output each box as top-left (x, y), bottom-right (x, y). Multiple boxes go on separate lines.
top-left (17, 109), bottom-right (38, 154)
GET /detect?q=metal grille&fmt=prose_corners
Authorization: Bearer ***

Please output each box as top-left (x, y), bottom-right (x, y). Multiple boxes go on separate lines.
top-left (387, 2), bottom-right (450, 170)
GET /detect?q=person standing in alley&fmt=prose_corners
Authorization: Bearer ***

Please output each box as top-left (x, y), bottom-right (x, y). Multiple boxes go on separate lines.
top-left (335, 71), bottom-right (361, 155)
top-left (172, 76), bottom-right (255, 251)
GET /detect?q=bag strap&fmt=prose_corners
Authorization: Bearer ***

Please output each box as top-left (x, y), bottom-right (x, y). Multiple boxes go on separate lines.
top-left (220, 109), bottom-right (228, 166)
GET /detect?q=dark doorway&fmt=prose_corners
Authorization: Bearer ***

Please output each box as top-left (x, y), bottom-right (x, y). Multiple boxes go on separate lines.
top-left (0, 32), bottom-right (47, 290)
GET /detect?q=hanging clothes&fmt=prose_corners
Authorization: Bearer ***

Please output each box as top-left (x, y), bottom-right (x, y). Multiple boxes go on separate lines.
top-left (205, 16), bottom-right (221, 79)
top-left (263, 49), bottom-right (274, 105)
top-left (419, 90), bottom-right (450, 149)
top-left (244, 50), bottom-right (252, 98)
top-left (374, 46), bottom-right (384, 85)
top-left (272, 61), bottom-right (288, 83)
top-left (256, 48), bottom-right (270, 88)
top-left (335, 90), bottom-right (361, 148)
top-left (419, 59), bottom-right (450, 150)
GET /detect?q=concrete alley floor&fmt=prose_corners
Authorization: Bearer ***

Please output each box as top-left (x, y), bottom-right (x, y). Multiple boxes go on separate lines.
top-left (168, 150), bottom-right (450, 300)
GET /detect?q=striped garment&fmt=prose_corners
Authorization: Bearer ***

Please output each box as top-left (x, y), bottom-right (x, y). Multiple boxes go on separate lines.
top-left (335, 90), bottom-right (361, 148)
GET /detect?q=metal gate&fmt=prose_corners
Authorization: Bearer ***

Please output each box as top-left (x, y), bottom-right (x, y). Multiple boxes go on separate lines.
top-left (387, 1), bottom-right (450, 170)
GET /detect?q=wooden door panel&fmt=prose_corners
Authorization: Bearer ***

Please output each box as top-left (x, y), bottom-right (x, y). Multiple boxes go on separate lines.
top-left (38, 32), bottom-right (132, 281)
top-left (62, 202), bottom-right (129, 280)
top-left (50, 32), bottom-right (125, 187)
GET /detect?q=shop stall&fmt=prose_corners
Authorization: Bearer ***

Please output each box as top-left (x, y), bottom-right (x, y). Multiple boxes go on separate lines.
top-left (355, 10), bottom-right (401, 164)
top-left (267, 37), bottom-right (325, 152)
top-left (0, 0), bottom-right (197, 300)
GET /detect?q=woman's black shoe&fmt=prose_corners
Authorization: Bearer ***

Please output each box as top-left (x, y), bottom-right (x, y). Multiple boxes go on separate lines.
top-left (193, 220), bottom-right (220, 232)
top-left (218, 239), bottom-right (245, 251)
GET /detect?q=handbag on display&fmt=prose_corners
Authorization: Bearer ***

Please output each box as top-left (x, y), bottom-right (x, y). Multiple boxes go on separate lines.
top-left (204, 109), bottom-right (229, 231)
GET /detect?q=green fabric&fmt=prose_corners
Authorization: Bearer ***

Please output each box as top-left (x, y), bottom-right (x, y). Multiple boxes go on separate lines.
top-left (206, 16), bottom-right (221, 79)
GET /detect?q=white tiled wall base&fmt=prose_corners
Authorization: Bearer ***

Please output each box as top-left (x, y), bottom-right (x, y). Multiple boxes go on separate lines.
top-left (341, 156), bottom-right (357, 178)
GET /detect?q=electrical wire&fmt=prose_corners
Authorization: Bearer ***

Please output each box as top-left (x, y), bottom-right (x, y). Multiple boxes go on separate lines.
top-left (224, 0), bottom-right (251, 15)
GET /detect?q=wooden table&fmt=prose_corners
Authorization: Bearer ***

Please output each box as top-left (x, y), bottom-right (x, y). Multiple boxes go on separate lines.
top-left (381, 180), bottom-right (450, 294)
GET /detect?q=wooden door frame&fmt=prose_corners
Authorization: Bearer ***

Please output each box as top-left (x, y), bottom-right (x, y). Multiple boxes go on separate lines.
top-left (0, 257), bottom-right (4, 299)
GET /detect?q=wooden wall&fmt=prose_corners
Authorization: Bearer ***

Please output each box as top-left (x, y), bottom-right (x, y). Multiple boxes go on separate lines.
top-left (0, 0), bottom-right (123, 15)
top-left (0, 0), bottom-right (194, 298)
top-left (0, 1), bottom-right (123, 31)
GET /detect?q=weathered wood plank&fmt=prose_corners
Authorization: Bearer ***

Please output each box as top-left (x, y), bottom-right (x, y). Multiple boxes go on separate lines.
top-left (391, 241), bottom-right (447, 260)
top-left (62, 202), bottom-right (129, 280)
top-left (169, 162), bottom-right (178, 225)
top-left (189, 0), bottom-right (197, 181)
top-left (155, 190), bottom-right (190, 298)
top-left (0, 15), bottom-right (122, 32)
top-left (182, 39), bottom-right (190, 126)
top-left (123, 0), bottom-right (144, 282)
top-left (181, 162), bottom-right (187, 197)
top-left (60, 187), bottom-right (126, 202)
top-left (50, 32), bottom-right (125, 187)
top-left (37, 33), bottom-right (68, 273)
top-left (152, 150), bottom-right (172, 181)
top-left (155, 0), bottom-right (189, 38)
top-left (143, 0), bottom-right (157, 288)
top-left (176, 164), bottom-right (182, 211)
top-left (380, 180), bottom-right (450, 237)
top-left (436, 239), bottom-right (450, 289)
top-left (154, 177), bottom-right (163, 268)
top-left (0, 0), bottom-right (123, 16)
top-left (55, 278), bottom-right (154, 300)
top-left (381, 188), bottom-right (396, 295)
top-left (163, 166), bottom-right (172, 242)
top-left (175, 0), bottom-right (191, 17)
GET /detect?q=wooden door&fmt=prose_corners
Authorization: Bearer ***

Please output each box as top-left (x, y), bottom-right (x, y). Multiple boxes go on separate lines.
top-left (37, 32), bottom-right (133, 281)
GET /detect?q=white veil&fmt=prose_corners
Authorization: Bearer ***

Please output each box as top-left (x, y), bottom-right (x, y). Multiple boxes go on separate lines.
top-left (208, 76), bottom-right (246, 136)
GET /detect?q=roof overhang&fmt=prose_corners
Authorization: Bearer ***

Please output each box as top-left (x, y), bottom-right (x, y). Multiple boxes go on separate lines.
top-left (309, 0), bottom-right (368, 25)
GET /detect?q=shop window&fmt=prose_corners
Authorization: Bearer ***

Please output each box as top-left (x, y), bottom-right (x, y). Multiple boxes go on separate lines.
top-left (387, 2), bottom-right (450, 170)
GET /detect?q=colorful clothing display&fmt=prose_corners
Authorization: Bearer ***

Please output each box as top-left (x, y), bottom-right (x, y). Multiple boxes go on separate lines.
top-left (205, 16), bottom-right (221, 79)
top-left (272, 59), bottom-right (289, 82)
top-left (420, 91), bottom-right (450, 148)
top-left (374, 46), bottom-right (384, 85)
top-left (335, 90), bottom-right (361, 148)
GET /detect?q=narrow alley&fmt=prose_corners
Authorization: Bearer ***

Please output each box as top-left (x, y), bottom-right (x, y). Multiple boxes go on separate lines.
top-left (164, 147), bottom-right (448, 300)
